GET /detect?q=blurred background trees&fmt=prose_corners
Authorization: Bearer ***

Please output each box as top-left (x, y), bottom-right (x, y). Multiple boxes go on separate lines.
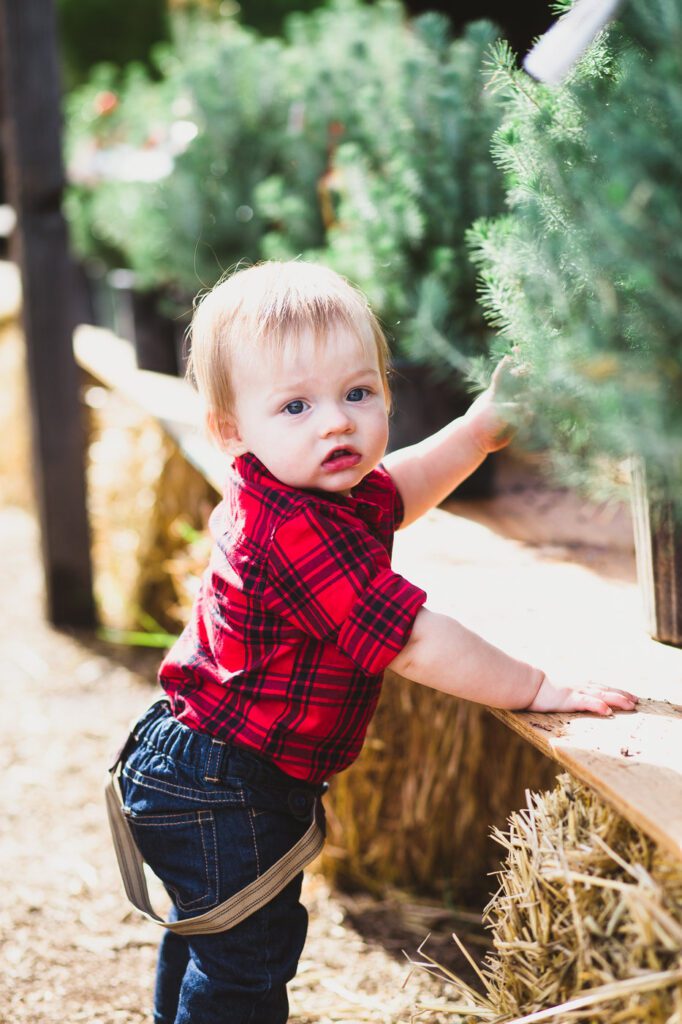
top-left (57, 0), bottom-right (682, 514)
top-left (61, 0), bottom-right (510, 386)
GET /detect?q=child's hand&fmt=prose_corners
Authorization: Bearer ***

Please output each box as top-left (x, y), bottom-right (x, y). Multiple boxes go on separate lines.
top-left (526, 676), bottom-right (639, 716)
top-left (463, 354), bottom-right (528, 455)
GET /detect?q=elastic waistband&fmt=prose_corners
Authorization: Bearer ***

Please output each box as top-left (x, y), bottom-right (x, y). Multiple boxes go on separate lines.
top-left (131, 698), bottom-right (326, 797)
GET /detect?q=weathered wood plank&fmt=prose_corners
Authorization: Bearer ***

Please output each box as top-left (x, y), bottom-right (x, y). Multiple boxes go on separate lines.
top-left (391, 508), bottom-right (682, 861)
top-left (0, 0), bottom-right (94, 624)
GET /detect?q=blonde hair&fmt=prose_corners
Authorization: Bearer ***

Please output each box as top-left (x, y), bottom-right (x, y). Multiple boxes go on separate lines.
top-left (187, 261), bottom-right (392, 429)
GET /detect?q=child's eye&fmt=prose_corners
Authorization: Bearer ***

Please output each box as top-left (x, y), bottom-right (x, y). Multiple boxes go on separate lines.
top-left (283, 399), bottom-right (308, 415)
top-left (347, 387), bottom-right (370, 402)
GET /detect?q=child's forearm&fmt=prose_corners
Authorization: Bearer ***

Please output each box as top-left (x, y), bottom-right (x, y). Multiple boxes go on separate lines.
top-left (384, 416), bottom-right (487, 528)
top-left (387, 607), bottom-right (544, 709)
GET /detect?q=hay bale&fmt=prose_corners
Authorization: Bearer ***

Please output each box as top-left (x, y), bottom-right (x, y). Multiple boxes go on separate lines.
top-left (0, 313), bottom-right (33, 511)
top-left (84, 385), bottom-right (214, 632)
top-left (413, 773), bottom-right (682, 1023)
top-left (322, 671), bottom-right (558, 904)
top-left (0, 261), bottom-right (21, 324)
top-left (135, 443), bottom-right (214, 630)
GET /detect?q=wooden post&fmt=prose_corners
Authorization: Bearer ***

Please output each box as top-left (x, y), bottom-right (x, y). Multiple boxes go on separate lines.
top-left (0, 0), bottom-right (95, 625)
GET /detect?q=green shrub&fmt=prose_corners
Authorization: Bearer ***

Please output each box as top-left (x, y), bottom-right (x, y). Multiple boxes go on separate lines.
top-left (65, 25), bottom-right (289, 293)
top-left (468, 0), bottom-right (682, 498)
top-left (64, 1), bottom-right (505, 375)
top-left (300, 16), bottom-right (505, 372)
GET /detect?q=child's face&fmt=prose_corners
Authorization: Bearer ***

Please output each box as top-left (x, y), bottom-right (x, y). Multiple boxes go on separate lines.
top-left (224, 326), bottom-right (389, 494)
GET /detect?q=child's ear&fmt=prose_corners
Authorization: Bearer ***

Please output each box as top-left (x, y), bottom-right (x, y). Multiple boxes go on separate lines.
top-left (206, 411), bottom-right (248, 456)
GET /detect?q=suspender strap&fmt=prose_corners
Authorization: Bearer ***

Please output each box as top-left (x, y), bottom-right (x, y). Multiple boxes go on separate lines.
top-left (105, 763), bottom-right (325, 936)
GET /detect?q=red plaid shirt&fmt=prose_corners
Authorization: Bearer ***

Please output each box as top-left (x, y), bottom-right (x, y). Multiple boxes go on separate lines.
top-left (159, 452), bottom-right (427, 782)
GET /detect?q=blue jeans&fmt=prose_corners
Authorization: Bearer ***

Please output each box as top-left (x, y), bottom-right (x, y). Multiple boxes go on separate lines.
top-left (118, 699), bottom-right (325, 1024)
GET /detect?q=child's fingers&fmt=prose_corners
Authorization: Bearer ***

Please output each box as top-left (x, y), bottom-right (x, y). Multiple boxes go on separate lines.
top-left (604, 689), bottom-right (639, 710)
top-left (490, 355), bottom-right (529, 399)
top-left (590, 686), bottom-right (638, 706)
top-left (528, 679), bottom-right (640, 716)
top-left (574, 687), bottom-right (639, 715)
top-left (509, 346), bottom-right (530, 377)
top-left (572, 692), bottom-right (615, 716)
top-left (485, 358), bottom-right (512, 393)
top-left (489, 355), bottom-right (513, 387)
top-left (608, 687), bottom-right (639, 704)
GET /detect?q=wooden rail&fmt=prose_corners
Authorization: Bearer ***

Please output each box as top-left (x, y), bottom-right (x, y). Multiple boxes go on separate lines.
top-left (75, 324), bottom-right (682, 862)
top-left (74, 325), bottom-right (224, 491)
top-left (392, 507), bottom-right (682, 862)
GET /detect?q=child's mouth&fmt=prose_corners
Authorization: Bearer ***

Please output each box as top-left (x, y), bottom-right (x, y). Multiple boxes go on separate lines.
top-left (322, 448), bottom-right (361, 471)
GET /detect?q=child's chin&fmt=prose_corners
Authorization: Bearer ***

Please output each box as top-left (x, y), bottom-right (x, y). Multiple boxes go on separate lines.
top-left (318, 472), bottom-right (364, 495)
top-left (282, 464), bottom-right (367, 493)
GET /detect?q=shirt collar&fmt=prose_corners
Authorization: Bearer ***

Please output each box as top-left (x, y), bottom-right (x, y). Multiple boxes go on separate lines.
top-left (233, 452), bottom-right (383, 523)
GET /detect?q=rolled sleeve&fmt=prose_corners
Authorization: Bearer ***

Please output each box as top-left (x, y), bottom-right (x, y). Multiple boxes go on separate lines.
top-left (263, 508), bottom-right (426, 673)
top-left (364, 462), bottom-right (405, 530)
top-left (336, 567), bottom-right (426, 674)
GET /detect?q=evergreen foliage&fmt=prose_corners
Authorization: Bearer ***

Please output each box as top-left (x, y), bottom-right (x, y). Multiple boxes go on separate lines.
top-left (64, 1), bottom-right (505, 372)
top-left (65, 26), bottom-right (290, 298)
top-left (468, 0), bottom-right (682, 500)
top-left (297, 16), bottom-right (505, 374)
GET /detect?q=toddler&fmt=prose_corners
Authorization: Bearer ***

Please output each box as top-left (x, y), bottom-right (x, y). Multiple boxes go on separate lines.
top-left (112, 260), bottom-right (637, 1024)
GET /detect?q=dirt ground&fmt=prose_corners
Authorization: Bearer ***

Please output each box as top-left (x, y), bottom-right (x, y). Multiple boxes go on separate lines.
top-left (0, 504), bottom-right (481, 1024)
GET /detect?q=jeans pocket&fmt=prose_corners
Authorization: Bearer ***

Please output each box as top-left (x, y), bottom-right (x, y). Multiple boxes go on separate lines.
top-left (121, 749), bottom-right (245, 808)
top-left (128, 809), bottom-right (219, 912)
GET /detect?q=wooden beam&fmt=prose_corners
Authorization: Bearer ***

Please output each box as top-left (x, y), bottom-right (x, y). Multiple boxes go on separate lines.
top-left (0, 0), bottom-right (95, 625)
top-left (74, 326), bottom-right (224, 491)
top-left (392, 507), bottom-right (682, 862)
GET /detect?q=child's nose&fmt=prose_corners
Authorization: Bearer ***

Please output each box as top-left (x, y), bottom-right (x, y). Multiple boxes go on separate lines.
top-left (320, 403), bottom-right (354, 436)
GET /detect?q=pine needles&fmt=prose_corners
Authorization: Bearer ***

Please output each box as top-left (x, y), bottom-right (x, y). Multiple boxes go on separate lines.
top-left (469, 0), bottom-right (682, 506)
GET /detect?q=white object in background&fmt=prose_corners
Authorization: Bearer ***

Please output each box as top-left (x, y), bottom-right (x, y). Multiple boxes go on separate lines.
top-left (0, 204), bottom-right (17, 239)
top-left (524, 0), bottom-right (624, 84)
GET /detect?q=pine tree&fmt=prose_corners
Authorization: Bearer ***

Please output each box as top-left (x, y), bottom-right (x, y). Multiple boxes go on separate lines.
top-left (469, 0), bottom-right (682, 504)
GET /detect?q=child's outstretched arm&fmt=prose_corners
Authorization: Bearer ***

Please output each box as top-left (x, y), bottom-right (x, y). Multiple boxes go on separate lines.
top-left (384, 357), bottom-right (521, 528)
top-left (388, 607), bottom-right (639, 716)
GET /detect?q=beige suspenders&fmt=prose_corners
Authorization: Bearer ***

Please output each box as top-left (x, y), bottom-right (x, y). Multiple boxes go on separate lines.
top-left (106, 750), bottom-right (325, 936)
